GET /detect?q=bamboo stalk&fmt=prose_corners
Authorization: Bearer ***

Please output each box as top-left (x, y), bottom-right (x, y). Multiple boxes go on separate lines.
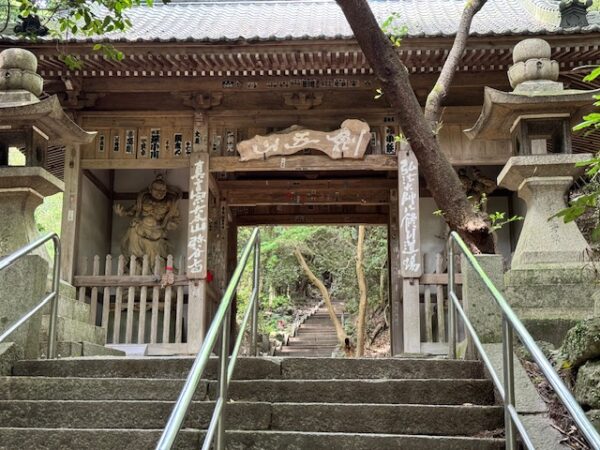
top-left (125, 255), bottom-right (137, 344)
top-left (90, 256), bottom-right (100, 325)
top-left (113, 255), bottom-right (125, 344)
top-left (137, 255), bottom-right (149, 344)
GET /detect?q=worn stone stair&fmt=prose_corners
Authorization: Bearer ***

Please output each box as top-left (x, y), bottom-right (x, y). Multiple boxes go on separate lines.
top-left (38, 282), bottom-right (123, 358)
top-left (0, 357), bottom-right (505, 449)
top-left (276, 301), bottom-right (345, 357)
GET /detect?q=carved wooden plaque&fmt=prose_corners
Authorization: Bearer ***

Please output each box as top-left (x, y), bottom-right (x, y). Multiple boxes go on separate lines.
top-left (187, 153), bottom-right (209, 278)
top-left (236, 119), bottom-right (370, 161)
top-left (398, 142), bottom-right (422, 278)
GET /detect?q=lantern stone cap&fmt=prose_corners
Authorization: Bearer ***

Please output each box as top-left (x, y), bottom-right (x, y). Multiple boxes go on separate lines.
top-left (464, 86), bottom-right (600, 141)
top-left (0, 95), bottom-right (96, 146)
top-left (497, 154), bottom-right (591, 191)
top-left (0, 166), bottom-right (64, 196)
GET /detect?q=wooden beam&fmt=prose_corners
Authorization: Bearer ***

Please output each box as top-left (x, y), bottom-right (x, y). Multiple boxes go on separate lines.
top-left (74, 275), bottom-right (188, 287)
top-left (81, 159), bottom-right (190, 169)
top-left (236, 213), bottom-right (387, 226)
top-left (210, 154), bottom-right (397, 172)
top-left (219, 178), bottom-right (397, 191)
top-left (419, 273), bottom-right (462, 285)
top-left (60, 144), bottom-right (82, 284)
top-left (83, 169), bottom-right (111, 199)
top-left (226, 189), bottom-right (390, 206)
top-left (389, 189), bottom-right (402, 356)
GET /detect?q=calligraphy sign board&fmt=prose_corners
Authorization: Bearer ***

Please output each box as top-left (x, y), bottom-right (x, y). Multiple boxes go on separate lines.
top-left (398, 142), bottom-right (422, 278)
top-left (187, 153), bottom-right (209, 278)
top-left (237, 119), bottom-right (370, 161)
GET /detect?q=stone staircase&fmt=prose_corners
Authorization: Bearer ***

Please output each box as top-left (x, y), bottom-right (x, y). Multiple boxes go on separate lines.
top-left (39, 282), bottom-right (123, 358)
top-left (276, 301), bottom-right (345, 357)
top-left (0, 356), bottom-right (505, 449)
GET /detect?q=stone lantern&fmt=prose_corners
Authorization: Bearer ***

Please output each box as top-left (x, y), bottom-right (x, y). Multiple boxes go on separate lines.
top-left (0, 48), bottom-right (95, 357)
top-left (465, 38), bottom-right (599, 342)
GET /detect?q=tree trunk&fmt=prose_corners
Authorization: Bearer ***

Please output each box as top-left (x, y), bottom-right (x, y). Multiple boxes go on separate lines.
top-left (355, 226), bottom-right (368, 356)
top-left (336, 0), bottom-right (495, 254)
top-left (293, 247), bottom-right (347, 346)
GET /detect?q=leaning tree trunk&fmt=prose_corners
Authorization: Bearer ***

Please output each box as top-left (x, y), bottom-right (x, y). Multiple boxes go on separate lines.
top-left (355, 226), bottom-right (368, 356)
top-left (336, 0), bottom-right (495, 254)
top-left (293, 248), bottom-right (347, 346)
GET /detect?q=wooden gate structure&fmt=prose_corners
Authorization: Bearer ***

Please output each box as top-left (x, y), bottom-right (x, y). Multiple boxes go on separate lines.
top-left (7, 0), bottom-right (600, 355)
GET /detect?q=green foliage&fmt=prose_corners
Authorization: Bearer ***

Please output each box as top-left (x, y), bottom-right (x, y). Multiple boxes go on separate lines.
top-left (434, 194), bottom-right (522, 231)
top-left (381, 12), bottom-right (408, 48)
top-left (235, 225), bottom-right (389, 336)
top-left (555, 67), bottom-right (600, 237)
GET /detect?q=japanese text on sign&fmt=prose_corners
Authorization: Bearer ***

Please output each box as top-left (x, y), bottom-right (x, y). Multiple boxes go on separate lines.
top-left (187, 157), bottom-right (208, 277)
top-left (399, 146), bottom-right (422, 277)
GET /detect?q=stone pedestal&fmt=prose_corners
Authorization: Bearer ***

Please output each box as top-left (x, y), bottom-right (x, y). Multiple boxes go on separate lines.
top-left (0, 167), bottom-right (64, 259)
top-left (498, 155), bottom-right (597, 344)
top-left (462, 254), bottom-right (504, 344)
top-left (498, 155), bottom-right (591, 270)
top-left (0, 255), bottom-right (48, 358)
top-left (0, 167), bottom-right (63, 357)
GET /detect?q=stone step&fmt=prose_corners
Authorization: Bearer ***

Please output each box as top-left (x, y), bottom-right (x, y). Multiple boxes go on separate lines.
top-left (40, 316), bottom-right (105, 347)
top-left (0, 428), bottom-right (505, 450)
top-left (54, 296), bottom-right (91, 323)
top-left (0, 401), bottom-right (503, 435)
top-left (39, 342), bottom-right (125, 359)
top-left (284, 344), bottom-right (338, 349)
top-left (12, 357), bottom-right (484, 380)
top-left (0, 377), bottom-right (494, 405)
top-left (0, 400), bottom-right (269, 430)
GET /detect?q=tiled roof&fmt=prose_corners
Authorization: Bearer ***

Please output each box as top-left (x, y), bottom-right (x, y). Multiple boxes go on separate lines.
top-left (5, 0), bottom-right (600, 43)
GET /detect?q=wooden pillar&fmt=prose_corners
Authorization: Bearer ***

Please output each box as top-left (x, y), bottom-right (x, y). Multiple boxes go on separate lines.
top-left (187, 112), bottom-right (210, 353)
top-left (398, 142), bottom-right (422, 354)
top-left (389, 189), bottom-right (403, 355)
top-left (60, 144), bottom-right (82, 284)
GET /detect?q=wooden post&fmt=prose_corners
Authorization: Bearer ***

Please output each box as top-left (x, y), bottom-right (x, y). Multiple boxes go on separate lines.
top-left (398, 142), bottom-right (422, 354)
top-left (388, 189), bottom-right (403, 355)
top-left (60, 144), bottom-right (82, 284)
top-left (187, 112), bottom-right (210, 353)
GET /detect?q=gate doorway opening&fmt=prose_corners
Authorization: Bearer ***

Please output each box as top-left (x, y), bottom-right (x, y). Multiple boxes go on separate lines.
top-left (234, 225), bottom-right (390, 357)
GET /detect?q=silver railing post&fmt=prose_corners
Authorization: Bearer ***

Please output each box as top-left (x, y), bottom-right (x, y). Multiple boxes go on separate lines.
top-left (502, 315), bottom-right (517, 450)
top-left (447, 239), bottom-right (456, 359)
top-left (251, 238), bottom-right (260, 356)
top-left (215, 306), bottom-right (231, 450)
top-left (47, 235), bottom-right (61, 359)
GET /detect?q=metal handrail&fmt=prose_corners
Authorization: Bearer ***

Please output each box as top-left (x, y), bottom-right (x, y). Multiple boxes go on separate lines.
top-left (0, 233), bottom-right (60, 359)
top-left (156, 227), bottom-right (261, 450)
top-left (448, 231), bottom-right (600, 450)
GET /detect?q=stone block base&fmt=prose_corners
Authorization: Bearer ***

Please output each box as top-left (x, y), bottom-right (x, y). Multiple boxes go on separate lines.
top-left (505, 267), bottom-right (597, 345)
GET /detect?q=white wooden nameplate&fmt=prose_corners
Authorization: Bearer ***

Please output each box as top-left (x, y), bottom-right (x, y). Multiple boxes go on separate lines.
top-left (236, 119), bottom-right (370, 161)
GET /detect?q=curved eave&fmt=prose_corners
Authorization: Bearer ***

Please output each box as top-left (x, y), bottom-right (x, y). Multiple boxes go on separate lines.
top-left (0, 95), bottom-right (96, 145)
top-left (464, 86), bottom-right (600, 141)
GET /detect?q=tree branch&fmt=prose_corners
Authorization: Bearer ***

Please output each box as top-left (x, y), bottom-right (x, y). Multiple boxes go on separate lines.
top-left (336, 0), bottom-right (494, 253)
top-left (424, 0), bottom-right (488, 126)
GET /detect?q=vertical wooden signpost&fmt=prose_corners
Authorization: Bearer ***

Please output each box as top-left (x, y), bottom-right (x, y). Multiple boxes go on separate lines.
top-left (60, 144), bottom-right (82, 283)
top-left (389, 189), bottom-right (403, 355)
top-left (187, 112), bottom-right (210, 352)
top-left (398, 142), bottom-right (422, 353)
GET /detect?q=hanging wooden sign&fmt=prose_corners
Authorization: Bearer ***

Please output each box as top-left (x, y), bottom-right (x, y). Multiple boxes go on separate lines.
top-left (398, 142), bottom-right (422, 278)
top-left (187, 154), bottom-right (209, 278)
top-left (236, 119), bottom-right (370, 161)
